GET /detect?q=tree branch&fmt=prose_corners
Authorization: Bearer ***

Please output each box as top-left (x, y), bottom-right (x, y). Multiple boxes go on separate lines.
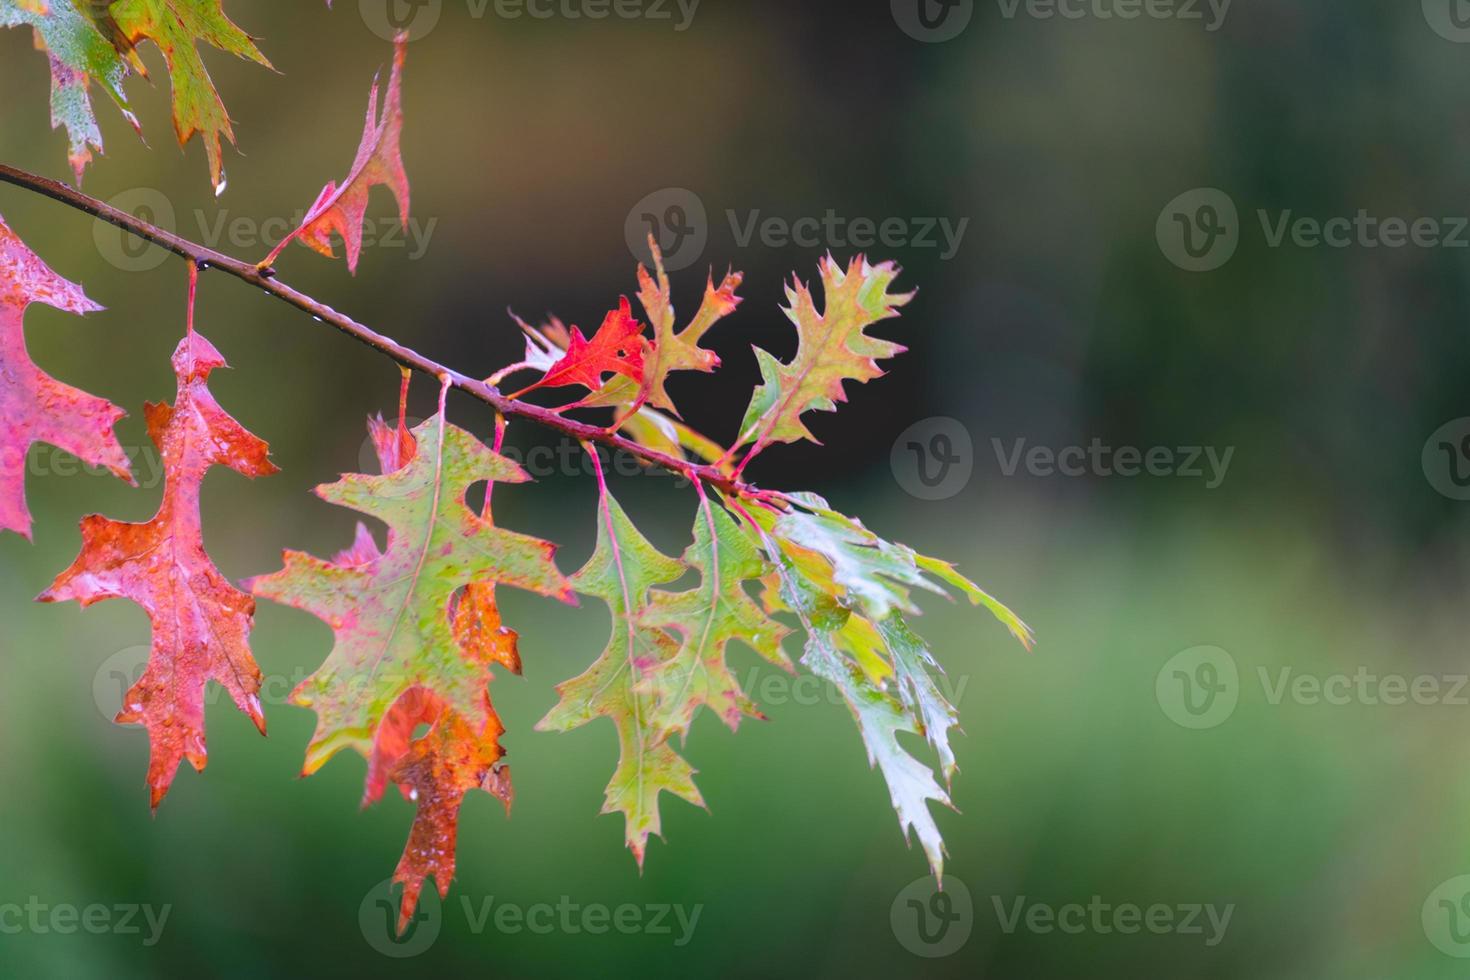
top-left (0, 163), bottom-right (769, 500)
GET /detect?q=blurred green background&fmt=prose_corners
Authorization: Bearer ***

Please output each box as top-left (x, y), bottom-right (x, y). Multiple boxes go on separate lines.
top-left (5, 1), bottom-right (1470, 975)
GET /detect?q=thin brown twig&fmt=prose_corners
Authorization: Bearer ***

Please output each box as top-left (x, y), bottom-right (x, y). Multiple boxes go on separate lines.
top-left (0, 162), bottom-right (779, 502)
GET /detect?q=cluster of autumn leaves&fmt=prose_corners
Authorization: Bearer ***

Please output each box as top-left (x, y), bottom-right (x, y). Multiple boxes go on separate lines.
top-left (1, 0), bottom-right (274, 189)
top-left (0, 10), bottom-right (1033, 932)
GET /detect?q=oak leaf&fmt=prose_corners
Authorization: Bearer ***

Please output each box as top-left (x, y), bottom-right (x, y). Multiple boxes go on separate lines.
top-left (510, 297), bottom-right (649, 401)
top-left (41, 328), bottom-right (278, 808)
top-left (748, 493), bottom-right (1031, 877)
top-left (250, 408), bottom-right (571, 927)
top-left (346, 415), bottom-right (523, 933)
top-left (0, 0), bottom-right (135, 183)
top-left (248, 411), bottom-right (572, 778)
top-left (260, 35), bottom-right (409, 273)
top-left (578, 236), bottom-right (742, 419)
top-left (535, 471), bottom-right (702, 866)
top-left (511, 300), bottom-right (733, 465)
top-left (773, 492), bottom-right (1034, 646)
top-left (0, 213), bottom-right (131, 539)
top-left (372, 684), bottom-right (514, 932)
top-left (734, 255), bottom-right (912, 463)
top-left (639, 489), bottom-right (791, 736)
top-left (108, 0), bottom-right (273, 192)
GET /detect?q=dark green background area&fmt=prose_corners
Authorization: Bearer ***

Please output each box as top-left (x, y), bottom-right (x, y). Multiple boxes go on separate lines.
top-left (3, 1), bottom-right (1470, 976)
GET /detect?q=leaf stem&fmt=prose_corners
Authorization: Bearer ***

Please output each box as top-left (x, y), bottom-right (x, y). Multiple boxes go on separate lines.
top-left (185, 262), bottom-right (197, 336)
top-left (0, 163), bottom-right (767, 501)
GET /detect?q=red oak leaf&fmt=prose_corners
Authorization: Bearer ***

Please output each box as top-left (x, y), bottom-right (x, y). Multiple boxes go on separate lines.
top-left (40, 318), bottom-right (278, 809)
top-left (509, 296), bottom-right (649, 400)
top-left (0, 213), bottom-right (131, 539)
top-left (260, 35), bottom-right (409, 274)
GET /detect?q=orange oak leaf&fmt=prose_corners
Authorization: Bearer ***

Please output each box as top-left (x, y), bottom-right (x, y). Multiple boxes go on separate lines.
top-left (580, 235), bottom-right (741, 418)
top-left (260, 35), bottom-right (408, 273)
top-left (40, 318), bottom-right (278, 808)
top-left (0, 212), bottom-right (131, 540)
top-left (349, 411), bottom-right (524, 931)
top-left (633, 240), bottom-right (741, 415)
top-left (372, 686), bottom-right (514, 932)
top-left (508, 296), bottom-right (650, 401)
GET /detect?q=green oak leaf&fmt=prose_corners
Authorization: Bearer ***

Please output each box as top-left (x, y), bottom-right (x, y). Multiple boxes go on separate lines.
top-left (775, 491), bottom-right (1035, 647)
top-left (735, 254), bottom-right (912, 455)
top-left (756, 519), bottom-right (954, 878)
top-left (109, 0), bottom-right (272, 191)
top-left (639, 492), bottom-right (792, 737)
top-left (0, 0), bottom-right (133, 182)
top-left (248, 414), bottom-right (573, 776)
top-left (745, 494), bottom-right (1032, 877)
top-left (535, 483), bottom-right (703, 867)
